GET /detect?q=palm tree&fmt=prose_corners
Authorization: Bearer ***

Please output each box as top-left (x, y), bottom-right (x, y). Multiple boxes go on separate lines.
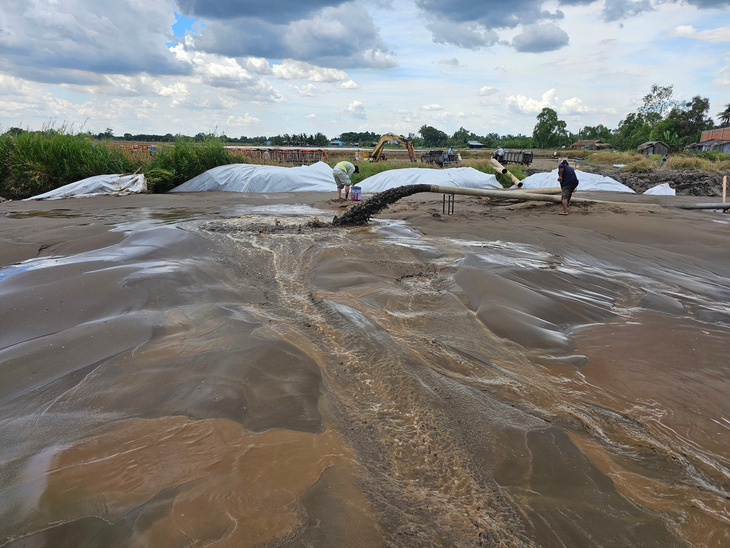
top-left (717, 103), bottom-right (730, 126)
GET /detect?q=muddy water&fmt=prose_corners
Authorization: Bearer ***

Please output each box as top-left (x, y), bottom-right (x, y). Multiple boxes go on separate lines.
top-left (0, 199), bottom-right (728, 547)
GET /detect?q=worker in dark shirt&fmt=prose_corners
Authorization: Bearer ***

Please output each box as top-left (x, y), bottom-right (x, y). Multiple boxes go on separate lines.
top-left (557, 159), bottom-right (579, 215)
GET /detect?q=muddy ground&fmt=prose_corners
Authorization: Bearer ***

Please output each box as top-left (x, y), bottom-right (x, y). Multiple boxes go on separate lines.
top-left (0, 189), bottom-right (728, 547)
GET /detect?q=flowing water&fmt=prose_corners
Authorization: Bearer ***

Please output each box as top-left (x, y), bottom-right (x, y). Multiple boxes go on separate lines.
top-left (0, 199), bottom-right (728, 547)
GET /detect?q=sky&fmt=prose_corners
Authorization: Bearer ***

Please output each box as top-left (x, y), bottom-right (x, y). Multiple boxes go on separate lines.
top-left (0, 0), bottom-right (728, 139)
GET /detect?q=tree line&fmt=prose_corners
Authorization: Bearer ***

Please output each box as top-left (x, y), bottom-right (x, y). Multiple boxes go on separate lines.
top-left (4, 84), bottom-right (728, 153)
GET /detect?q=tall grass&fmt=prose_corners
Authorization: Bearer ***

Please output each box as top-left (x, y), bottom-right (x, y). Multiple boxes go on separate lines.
top-left (0, 129), bottom-right (138, 199)
top-left (586, 150), bottom-right (643, 164)
top-left (144, 137), bottom-right (232, 192)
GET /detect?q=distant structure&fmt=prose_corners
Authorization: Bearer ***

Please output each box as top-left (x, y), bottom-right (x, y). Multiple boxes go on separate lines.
top-left (467, 140), bottom-right (484, 148)
top-left (570, 139), bottom-right (610, 150)
top-left (685, 127), bottom-right (730, 153)
top-left (637, 141), bottom-right (669, 157)
top-left (329, 140), bottom-right (344, 147)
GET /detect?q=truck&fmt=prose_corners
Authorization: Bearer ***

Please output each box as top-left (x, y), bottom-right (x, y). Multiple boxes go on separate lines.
top-left (420, 150), bottom-right (461, 168)
top-left (493, 149), bottom-right (533, 166)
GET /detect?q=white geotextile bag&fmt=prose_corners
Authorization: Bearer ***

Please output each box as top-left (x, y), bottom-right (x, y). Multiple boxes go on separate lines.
top-left (359, 167), bottom-right (501, 193)
top-left (519, 169), bottom-right (635, 193)
top-left (170, 162), bottom-right (336, 193)
top-left (26, 174), bottom-right (147, 200)
top-left (643, 183), bottom-right (676, 195)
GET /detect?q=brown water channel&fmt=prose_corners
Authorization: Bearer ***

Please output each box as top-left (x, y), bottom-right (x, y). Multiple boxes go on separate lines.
top-left (0, 198), bottom-right (728, 547)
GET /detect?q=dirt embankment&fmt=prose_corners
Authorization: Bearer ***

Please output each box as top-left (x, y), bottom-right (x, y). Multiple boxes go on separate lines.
top-left (577, 165), bottom-right (727, 196)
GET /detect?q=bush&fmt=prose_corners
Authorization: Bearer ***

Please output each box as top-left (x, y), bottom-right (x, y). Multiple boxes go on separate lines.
top-left (143, 137), bottom-right (233, 192)
top-left (0, 128), bottom-right (138, 199)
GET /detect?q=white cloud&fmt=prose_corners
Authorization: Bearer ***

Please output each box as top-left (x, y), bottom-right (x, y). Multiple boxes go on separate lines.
top-left (506, 89), bottom-right (558, 114)
top-left (478, 86), bottom-right (498, 96)
top-left (715, 53), bottom-right (730, 86)
top-left (306, 113), bottom-right (317, 119)
top-left (421, 104), bottom-right (443, 111)
top-left (669, 25), bottom-right (730, 43)
top-left (294, 84), bottom-right (318, 97)
top-left (271, 60), bottom-right (348, 82)
top-left (347, 100), bottom-right (367, 119)
top-left (226, 113), bottom-right (262, 127)
top-left (338, 80), bottom-right (360, 89)
top-left (170, 44), bottom-right (284, 102)
top-left (439, 58), bottom-right (461, 67)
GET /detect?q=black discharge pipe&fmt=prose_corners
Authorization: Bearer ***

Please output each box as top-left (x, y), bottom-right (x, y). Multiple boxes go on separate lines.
top-left (333, 184), bottom-right (432, 226)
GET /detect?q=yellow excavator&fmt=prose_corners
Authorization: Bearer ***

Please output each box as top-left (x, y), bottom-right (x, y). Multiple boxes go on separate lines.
top-left (361, 133), bottom-right (416, 162)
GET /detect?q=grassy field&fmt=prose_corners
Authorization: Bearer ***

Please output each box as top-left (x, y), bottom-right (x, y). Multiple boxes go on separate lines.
top-left (1, 131), bottom-right (728, 199)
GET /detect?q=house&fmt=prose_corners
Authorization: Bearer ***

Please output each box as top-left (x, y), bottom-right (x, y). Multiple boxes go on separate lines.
top-left (467, 140), bottom-right (484, 148)
top-left (329, 140), bottom-right (344, 147)
top-left (637, 141), bottom-right (669, 156)
top-left (685, 127), bottom-right (730, 153)
top-left (570, 139), bottom-right (609, 150)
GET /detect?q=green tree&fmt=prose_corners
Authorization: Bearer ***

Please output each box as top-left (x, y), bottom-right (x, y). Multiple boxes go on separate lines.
top-left (419, 125), bottom-right (449, 147)
top-left (451, 127), bottom-right (476, 146)
top-left (532, 108), bottom-right (568, 148)
top-left (576, 124), bottom-right (612, 141)
top-left (612, 112), bottom-right (652, 150)
top-left (661, 95), bottom-right (713, 145)
top-left (638, 84), bottom-right (677, 126)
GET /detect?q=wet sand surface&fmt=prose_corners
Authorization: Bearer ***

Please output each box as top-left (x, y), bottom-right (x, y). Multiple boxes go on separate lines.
top-left (1, 191), bottom-right (728, 547)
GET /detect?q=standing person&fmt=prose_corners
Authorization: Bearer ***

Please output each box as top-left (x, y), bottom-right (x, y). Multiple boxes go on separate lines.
top-left (557, 159), bottom-right (579, 215)
top-left (660, 153), bottom-right (669, 167)
top-left (333, 160), bottom-right (359, 200)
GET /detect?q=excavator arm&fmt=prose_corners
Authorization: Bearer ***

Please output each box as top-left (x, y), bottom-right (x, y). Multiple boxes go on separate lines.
top-left (363, 133), bottom-right (416, 162)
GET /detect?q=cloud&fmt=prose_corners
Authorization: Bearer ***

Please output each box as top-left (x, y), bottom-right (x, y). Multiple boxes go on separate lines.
top-left (271, 60), bottom-right (348, 82)
top-left (425, 19), bottom-right (500, 49)
top-left (669, 25), bottom-right (730, 43)
top-left (225, 113), bottom-right (261, 127)
top-left (346, 100), bottom-right (367, 119)
top-left (169, 43), bottom-right (284, 102)
top-left (415, 0), bottom-right (561, 31)
top-left (0, 0), bottom-right (187, 84)
top-left (294, 84), bottom-right (318, 97)
top-left (715, 53), bottom-right (730, 86)
top-left (338, 80), bottom-right (360, 89)
top-left (601, 0), bottom-right (654, 22)
top-left (421, 104), bottom-right (443, 111)
top-left (439, 58), bottom-right (461, 67)
top-left (174, 0), bottom-right (347, 23)
top-left (306, 113), bottom-right (317, 119)
top-left (183, 2), bottom-right (396, 69)
top-left (478, 86), bottom-right (498, 96)
top-left (506, 89), bottom-right (558, 114)
top-left (512, 24), bottom-right (569, 53)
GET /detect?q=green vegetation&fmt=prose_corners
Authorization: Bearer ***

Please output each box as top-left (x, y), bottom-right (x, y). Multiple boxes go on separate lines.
top-left (0, 128), bottom-right (136, 199)
top-left (143, 137), bottom-right (232, 193)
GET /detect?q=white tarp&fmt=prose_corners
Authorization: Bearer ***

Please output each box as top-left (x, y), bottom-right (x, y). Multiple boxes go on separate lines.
top-left (170, 162), bottom-right (502, 194)
top-left (358, 167), bottom-right (501, 192)
top-left (643, 183), bottom-right (676, 195)
top-left (519, 169), bottom-right (635, 193)
top-left (25, 174), bottom-right (147, 201)
top-left (170, 162), bottom-right (335, 193)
